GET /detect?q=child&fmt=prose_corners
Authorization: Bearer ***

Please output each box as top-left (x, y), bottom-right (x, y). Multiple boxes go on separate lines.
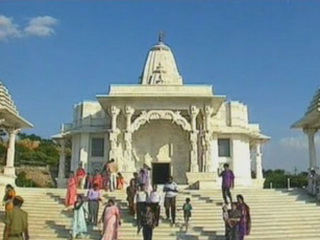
top-left (71, 194), bottom-right (87, 239)
top-left (117, 172), bottom-right (126, 190)
top-left (182, 198), bottom-right (192, 231)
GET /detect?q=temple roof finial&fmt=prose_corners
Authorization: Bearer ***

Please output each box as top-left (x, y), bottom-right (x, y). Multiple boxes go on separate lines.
top-left (158, 31), bottom-right (165, 43)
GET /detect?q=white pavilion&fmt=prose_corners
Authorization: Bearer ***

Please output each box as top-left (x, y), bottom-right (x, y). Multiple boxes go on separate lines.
top-left (0, 82), bottom-right (33, 185)
top-left (291, 88), bottom-right (320, 172)
top-left (54, 36), bottom-right (269, 189)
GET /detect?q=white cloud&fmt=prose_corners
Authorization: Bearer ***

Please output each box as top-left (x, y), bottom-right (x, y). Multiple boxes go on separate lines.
top-left (24, 16), bottom-right (58, 37)
top-left (0, 15), bottom-right (58, 41)
top-left (280, 135), bottom-right (320, 149)
top-left (264, 134), bottom-right (320, 172)
top-left (0, 15), bottom-right (21, 40)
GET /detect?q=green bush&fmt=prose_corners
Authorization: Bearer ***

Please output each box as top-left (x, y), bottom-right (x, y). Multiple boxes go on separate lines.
top-left (16, 171), bottom-right (38, 187)
top-left (264, 169), bottom-right (308, 188)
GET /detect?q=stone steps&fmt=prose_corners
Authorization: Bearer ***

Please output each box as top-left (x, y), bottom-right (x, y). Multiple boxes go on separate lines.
top-left (1, 187), bottom-right (320, 240)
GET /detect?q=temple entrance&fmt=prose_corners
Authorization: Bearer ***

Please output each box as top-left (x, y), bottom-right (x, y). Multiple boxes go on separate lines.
top-left (152, 163), bottom-right (170, 184)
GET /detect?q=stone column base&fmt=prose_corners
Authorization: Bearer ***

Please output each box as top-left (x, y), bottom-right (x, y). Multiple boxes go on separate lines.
top-left (250, 178), bottom-right (265, 189)
top-left (56, 177), bottom-right (68, 188)
top-left (186, 172), bottom-right (218, 189)
top-left (3, 167), bottom-right (16, 177)
top-left (0, 174), bottom-right (16, 186)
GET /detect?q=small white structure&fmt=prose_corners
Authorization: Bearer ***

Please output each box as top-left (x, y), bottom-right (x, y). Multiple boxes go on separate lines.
top-left (0, 82), bottom-right (33, 186)
top-left (291, 88), bottom-right (320, 197)
top-left (291, 89), bottom-right (320, 172)
top-left (54, 37), bottom-right (269, 188)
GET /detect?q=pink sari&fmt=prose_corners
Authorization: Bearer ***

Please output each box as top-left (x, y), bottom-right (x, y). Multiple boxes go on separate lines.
top-left (101, 205), bottom-right (120, 240)
top-left (65, 177), bottom-right (77, 207)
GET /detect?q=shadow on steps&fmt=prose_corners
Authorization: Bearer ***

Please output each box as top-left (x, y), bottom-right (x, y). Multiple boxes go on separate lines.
top-left (275, 188), bottom-right (320, 205)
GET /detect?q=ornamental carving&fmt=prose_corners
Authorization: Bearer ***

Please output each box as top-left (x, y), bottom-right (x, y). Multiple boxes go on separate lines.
top-left (110, 106), bottom-right (120, 116)
top-left (131, 110), bottom-right (191, 132)
top-left (125, 106), bottom-right (135, 116)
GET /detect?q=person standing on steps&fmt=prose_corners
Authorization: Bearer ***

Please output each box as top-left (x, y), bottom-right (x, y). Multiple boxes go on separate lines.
top-left (130, 172), bottom-right (140, 193)
top-left (126, 178), bottom-right (137, 217)
top-left (87, 183), bottom-right (102, 228)
top-left (100, 199), bottom-right (121, 240)
top-left (236, 194), bottom-right (251, 240)
top-left (139, 164), bottom-right (151, 192)
top-left (108, 159), bottom-right (119, 191)
top-left (65, 171), bottom-right (77, 209)
top-left (148, 184), bottom-right (161, 226)
top-left (71, 194), bottom-right (88, 239)
top-left (218, 163), bottom-right (235, 205)
top-left (182, 198), bottom-right (192, 231)
top-left (223, 202), bottom-right (241, 240)
top-left (3, 196), bottom-right (29, 240)
top-left (76, 163), bottom-right (86, 189)
top-left (134, 184), bottom-right (149, 233)
top-left (2, 184), bottom-right (16, 212)
top-left (141, 205), bottom-right (157, 240)
top-left (163, 176), bottom-right (178, 225)
top-left (101, 162), bottom-right (110, 191)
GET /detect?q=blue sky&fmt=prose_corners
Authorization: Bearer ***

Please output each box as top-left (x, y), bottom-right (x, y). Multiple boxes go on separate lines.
top-left (1, 1), bottom-right (320, 171)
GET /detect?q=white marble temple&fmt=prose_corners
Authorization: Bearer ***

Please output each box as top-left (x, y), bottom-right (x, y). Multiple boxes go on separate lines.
top-left (53, 36), bottom-right (269, 188)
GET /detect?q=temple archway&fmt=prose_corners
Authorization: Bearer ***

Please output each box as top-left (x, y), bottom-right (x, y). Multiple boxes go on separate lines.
top-left (132, 120), bottom-right (190, 184)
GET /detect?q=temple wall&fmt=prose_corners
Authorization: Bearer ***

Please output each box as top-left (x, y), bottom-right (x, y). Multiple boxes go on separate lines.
top-left (232, 134), bottom-right (252, 186)
top-left (211, 101), bottom-right (249, 127)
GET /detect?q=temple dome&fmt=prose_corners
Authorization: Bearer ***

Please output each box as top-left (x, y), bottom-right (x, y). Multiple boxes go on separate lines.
top-left (140, 37), bottom-right (183, 85)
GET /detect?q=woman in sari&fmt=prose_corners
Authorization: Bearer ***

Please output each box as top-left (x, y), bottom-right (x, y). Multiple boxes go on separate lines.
top-left (93, 171), bottom-right (104, 190)
top-left (71, 194), bottom-right (87, 239)
top-left (2, 184), bottom-right (16, 212)
top-left (236, 194), bottom-right (251, 240)
top-left (101, 163), bottom-right (110, 191)
top-left (100, 199), bottom-right (120, 240)
top-left (65, 171), bottom-right (77, 208)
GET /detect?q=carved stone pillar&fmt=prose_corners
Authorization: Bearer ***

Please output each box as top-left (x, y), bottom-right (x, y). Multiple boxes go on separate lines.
top-left (251, 141), bottom-right (263, 179)
top-left (189, 106), bottom-right (199, 172)
top-left (304, 128), bottom-right (318, 171)
top-left (4, 128), bottom-right (19, 177)
top-left (124, 106), bottom-right (135, 172)
top-left (58, 138), bottom-right (66, 179)
top-left (190, 131), bottom-right (199, 172)
top-left (203, 106), bottom-right (214, 172)
top-left (109, 106), bottom-right (120, 161)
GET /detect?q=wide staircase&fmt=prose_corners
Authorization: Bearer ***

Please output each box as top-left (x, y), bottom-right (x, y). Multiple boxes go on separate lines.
top-left (1, 187), bottom-right (320, 240)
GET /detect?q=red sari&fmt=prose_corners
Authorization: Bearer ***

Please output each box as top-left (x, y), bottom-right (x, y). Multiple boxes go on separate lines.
top-left (76, 168), bottom-right (86, 187)
top-left (93, 173), bottom-right (103, 190)
top-left (65, 177), bottom-right (77, 207)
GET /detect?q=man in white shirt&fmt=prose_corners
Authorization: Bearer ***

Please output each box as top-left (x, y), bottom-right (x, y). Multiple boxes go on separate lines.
top-left (107, 159), bottom-right (118, 191)
top-left (148, 184), bottom-right (161, 226)
top-left (163, 176), bottom-right (178, 224)
top-left (134, 184), bottom-right (148, 231)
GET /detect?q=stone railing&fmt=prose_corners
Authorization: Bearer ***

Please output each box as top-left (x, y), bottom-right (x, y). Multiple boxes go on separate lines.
top-left (62, 118), bottom-right (108, 132)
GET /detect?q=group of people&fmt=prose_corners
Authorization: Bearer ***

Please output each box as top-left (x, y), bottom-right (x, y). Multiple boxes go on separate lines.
top-left (65, 159), bottom-right (126, 209)
top-left (126, 171), bottom-right (193, 240)
top-left (70, 191), bottom-right (120, 240)
top-left (2, 184), bottom-right (29, 240)
top-left (219, 163), bottom-right (251, 240)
